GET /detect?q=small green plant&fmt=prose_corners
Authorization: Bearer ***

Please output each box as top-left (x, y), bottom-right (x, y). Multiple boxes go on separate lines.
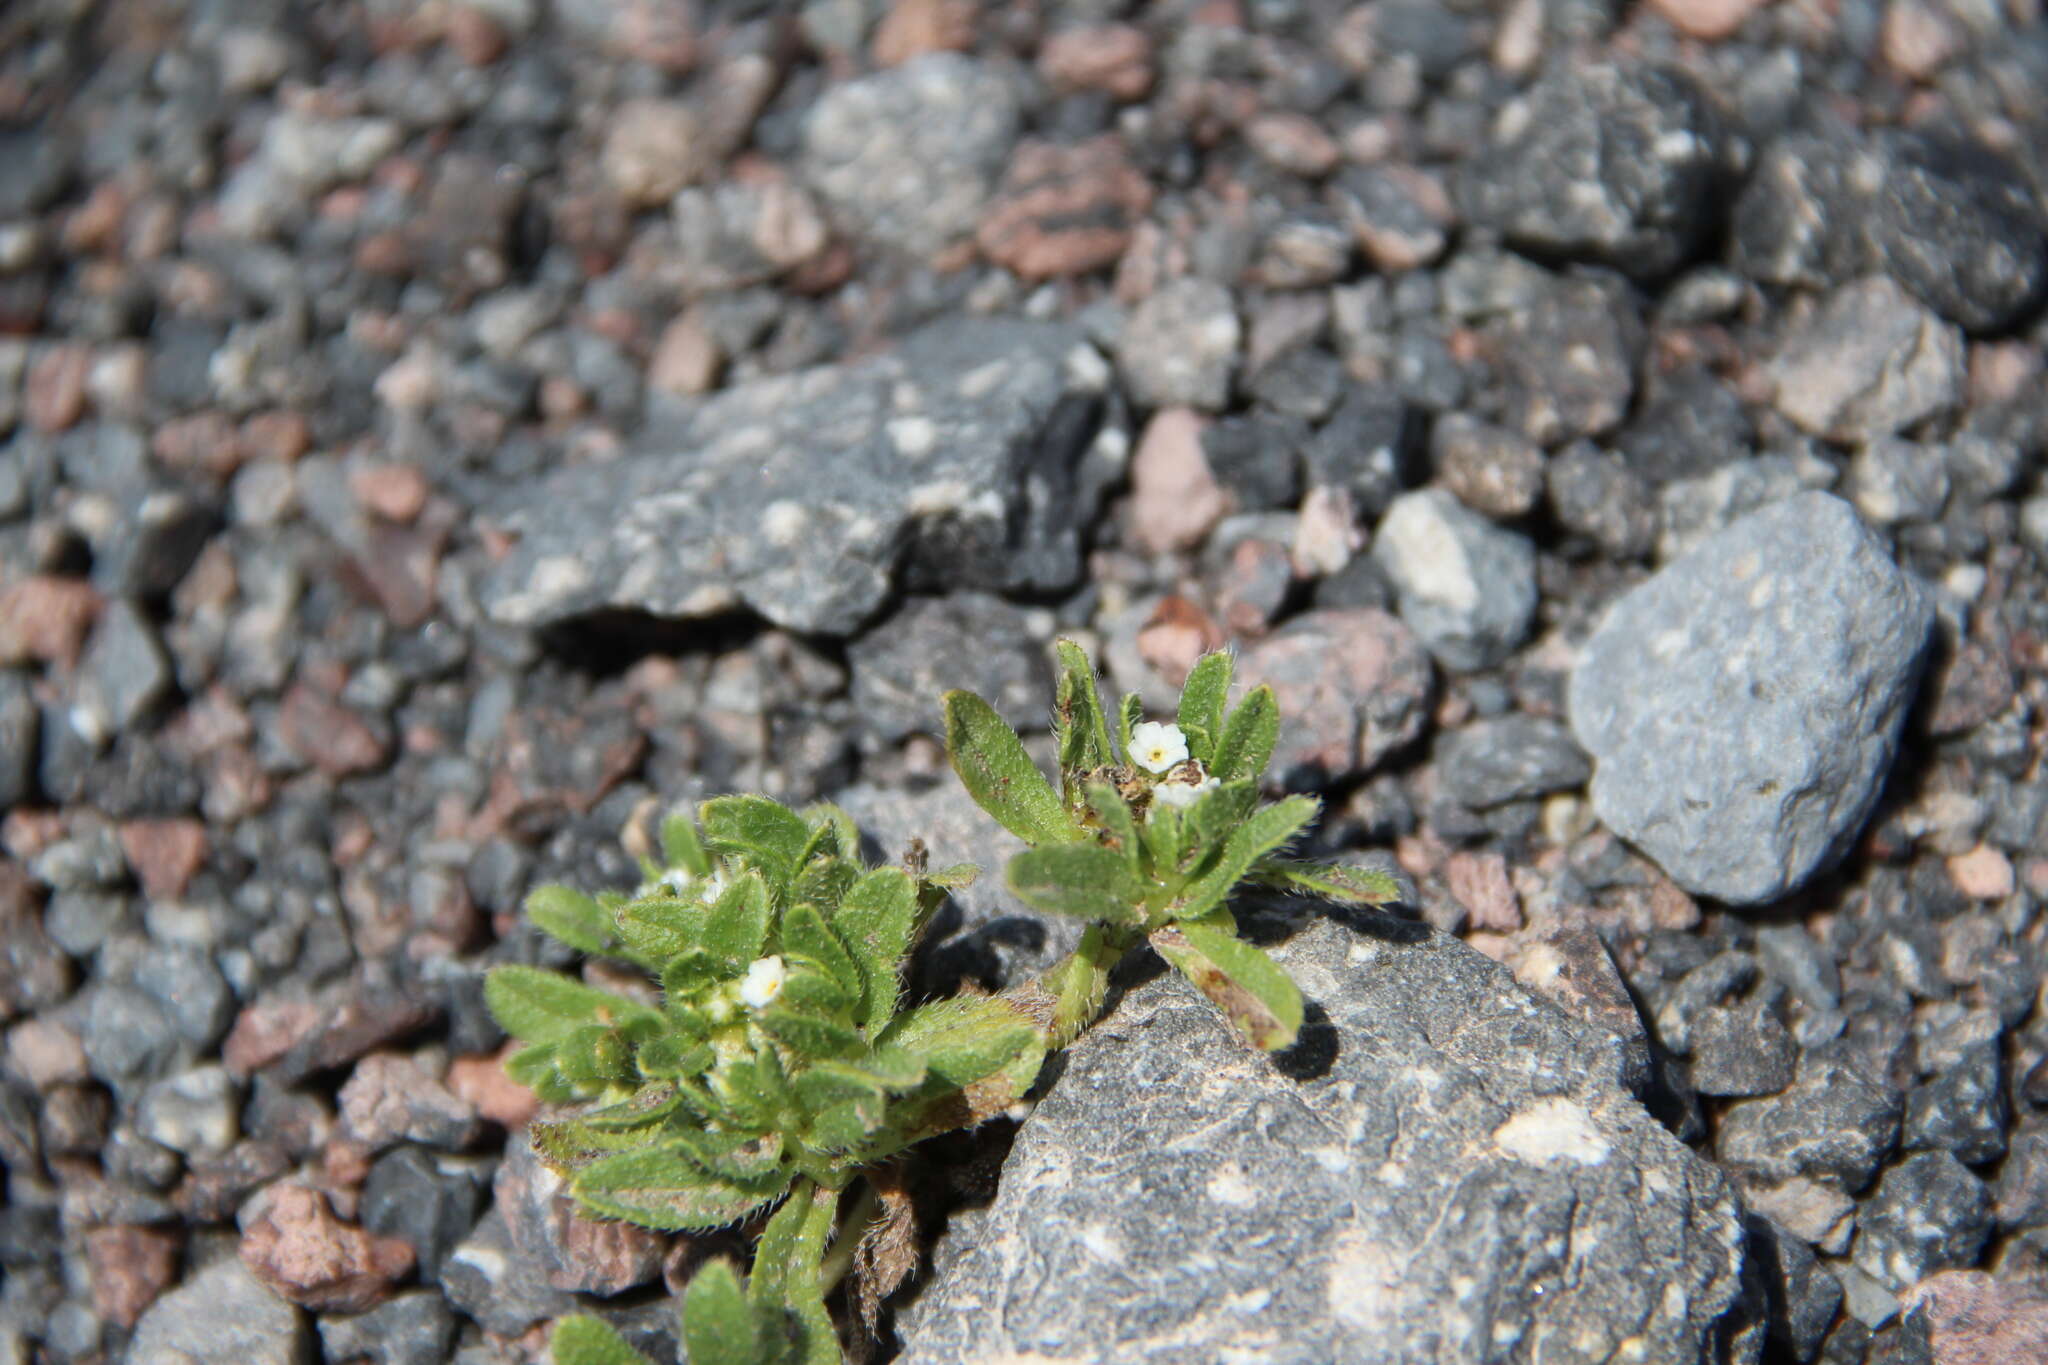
top-left (500, 642), bottom-right (1401, 1365)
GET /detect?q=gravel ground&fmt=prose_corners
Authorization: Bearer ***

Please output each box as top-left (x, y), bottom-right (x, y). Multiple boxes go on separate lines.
top-left (3, 1), bottom-right (2048, 1363)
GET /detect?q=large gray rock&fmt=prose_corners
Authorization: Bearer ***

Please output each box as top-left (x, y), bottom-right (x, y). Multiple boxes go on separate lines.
top-left (482, 319), bottom-right (1114, 637)
top-left (128, 1255), bottom-right (307, 1365)
top-left (901, 915), bottom-right (1755, 1364)
top-left (801, 53), bottom-right (1019, 257)
top-left (1569, 492), bottom-right (1933, 905)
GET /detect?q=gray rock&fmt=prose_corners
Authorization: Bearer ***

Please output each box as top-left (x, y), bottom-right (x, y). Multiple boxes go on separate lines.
top-left (1548, 442), bottom-right (1657, 560)
top-left (1656, 452), bottom-right (1836, 564)
top-left (1902, 1040), bottom-right (2007, 1166)
top-left (1303, 388), bottom-right (1418, 521)
top-left (1851, 1152), bottom-right (1993, 1293)
top-left (317, 1289), bottom-right (460, 1365)
top-left (135, 1064), bottom-right (241, 1156)
top-left (832, 781), bottom-right (1081, 993)
top-left (1202, 414), bottom-right (1305, 512)
top-left (1619, 368), bottom-right (1754, 486)
top-left (1845, 439), bottom-right (1949, 527)
top-left (801, 54), bottom-right (1018, 257)
top-left (901, 916), bottom-right (1752, 1363)
top-left (482, 318), bottom-right (1113, 637)
top-left (361, 1145), bottom-right (492, 1283)
top-left (74, 598), bottom-right (172, 742)
top-left (848, 594), bottom-right (1048, 745)
top-left (1491, 271), bottom-right (1645, 447)
top-left (128, 1255), bottom-right (307, 1365)
top-left (439, 1206), bottom-right (581, 1337)
top-left (82, 983), bottom-right (181, 1087)
top-left (0, 671), bottom-right (38, 811)
top-left (1373, 488), bottom-right (1538, 672)
top-left (1687, 1004), bottom-right (1797, 1098)
top-left (1768, 278), bottom-right (1963, 444)
top-left (1459, 61), bottom-right (1724, 281)
top-left (1234, 608), bottom-right (1435, 786)
top-left (1116, 277), bottom-right (1240, 411)
top-left (137, 944), bottom-right (235, 1049)
top-left (1435, 715), bottom-right (1591, 808)
top-left (1431, 413), bottom-right (1544, 521)
top-left (1716, 1062), bottom-right (1902, 1192)
top-left (1569, 493), bottom-right (1933, 904)
top-left (1734, 125), bottom-right (2047, 333)
top-left (1747, 1214), bottom-right (1844, 1363)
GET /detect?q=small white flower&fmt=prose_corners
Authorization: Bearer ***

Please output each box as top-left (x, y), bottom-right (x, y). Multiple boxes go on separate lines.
top-left (637, 870), bottom-right (693, 899)
top-left (1129, 721), bottom-right (1191, 774)
top-left (737, 956), bottom-right (787, 1009)
top-left (1151, 775), bottom-right (1219, 810)
top-left (700, 868), bottom-right (729, 901)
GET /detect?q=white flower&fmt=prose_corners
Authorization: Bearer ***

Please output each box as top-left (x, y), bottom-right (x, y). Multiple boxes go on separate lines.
top-left (737, 956), bottom-right (787, 1009)
top-left (1129, 721), bottom-right (1191, 774)
top-left (700, 867), bottom-right (729, 901)
top-left (636, 870), bottom-right (693, 899)
top-left (1151, 775), bottom-right (1219, 810)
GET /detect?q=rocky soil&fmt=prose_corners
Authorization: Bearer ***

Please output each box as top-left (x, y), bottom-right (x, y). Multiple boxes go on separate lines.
top-left (4, 1), bottom-right (2048, 1363)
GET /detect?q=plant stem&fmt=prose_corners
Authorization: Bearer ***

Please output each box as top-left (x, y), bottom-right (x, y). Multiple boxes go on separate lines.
top-left (817, 1181), bottom-right (878, 1295)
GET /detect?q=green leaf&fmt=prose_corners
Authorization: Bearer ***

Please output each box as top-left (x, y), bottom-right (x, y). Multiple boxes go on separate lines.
top-left (1117, 692), bottom-right (1143, 761)
top-left (779, 963), bottom-right (854, 1016)
top-left (671, 1128), bottom-right (786, 1183)
top-left (660, 950), bottom-right (724, 1001)
top-left (581, 1082), bottom-right (685, 1130)
top-left (504, 1043), bottom-right (578, 1104)
top-left (1140, 801), bottom-right (1188, 877)
top-left (660, 812), bottom-right (713, 878)
top-left (757, 1007), bottom-right (865, 1060)
top-left (1183, 779), bottom-right (1261, 858)
top-left (615, 897), bottom-right (702, 961)
top-left (831, 867), bottom-right (920, 1033)
top-left (484, 966), bottom-right (660, 1046)
top-left (798, 802), bottom-right (863, 866)
top-left (1052, 639), bottom-right (1116, 777)
top-left (943, 690), bottom-right (1076, 848)
top-left (860, 1045), bottom-right (931, 1091)
top-left (749, 1182), bottom-right (841, 1365)
top-left (554, 1025), bottom-right (638, 1088)
top-left (881, 996), bottom-right (1045, 1087)
top-left (780, 904), bottom-right (861, 1001)
top-left (790, 855), bottom-right (858, 913)
top-left (682, 1260), bottom-right (762, 1365)
top-left (636, 1034), bottom-right (714, 1079)
top-left (551, 1314), bottom-right (655, 1365)
top-left (1176, 651), bottom-right (1233, 765)
top-left (1084, 781), bottom-right (1142, 873)
top-left (1006, 844), bottom-right (1147, 924)
top-left (701, 871), bottom-right (772, 966)
top-left (792, 1064), bottom-right (888, 1114)
top-left (1211, 684), bottom-right (1280, 783)
top-left (807, 1094), bottom-right (886, 1151)
top-left (701, 795), bottom-right (811, 886)
top-left (573, 1142), bottom-right (788, 1230)
top-left (525, 885), bottom-right (616, 957)
top-left (1252, 858), bottom-right (1406, 906)
top-left (921, 862), bottom-right (978, 890)
top-left (1150, 920), bottom-right (1304, 1051)
top-left (1175, 795), bottom-right (1318, 922)
top-left (530, 1110), bottom-right (665, 1173)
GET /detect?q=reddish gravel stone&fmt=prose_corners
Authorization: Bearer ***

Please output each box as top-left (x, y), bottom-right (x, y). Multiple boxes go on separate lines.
top-left (1903, 1270), bottom-right (2048, 1365)
top-left (151, 412), bottom-right (243, 479)
top-left (240, 1182), bottom-right (415, 1312)
top-left (448, 1044), bottom-right (541, 1130)
top-left (222, 996), bottom-right (320, 1077)
top-left (1129, 407), bottom-right (1226, 554)
top-left (978, 137), bottom-right (1154, 281)
top-left (1445, 850), bottom-right (1521, 933)
top-left (87, 1224), bottom-right (182, 1329)
top-left (1137, 595), bottom-right (1226, 688)
top-left (277, 681), bottom-right (390, 778)
top-left (25, 344), bottom-right (89, 431)
top-left (1039, 25), bottom-right (1155, 100)
top-left (338, 1052), bottom-right (481, 1152)
top-left (350, 463), bottom-right (431, 524)
top-left (119, 818), bottom-right (207, 901)
top-left (873, 0), bottom-right (976, 66)
top-left (1236, 608), bottom-right (1435, 783)
top-left (497, 1133), bottom-right (667, 1295)
top-left (0, 575), bottom-right (102, 667)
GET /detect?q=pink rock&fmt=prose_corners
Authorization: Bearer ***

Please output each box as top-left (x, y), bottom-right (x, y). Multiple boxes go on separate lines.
top-left (1446, 850), bottom-right (1521, 933)
top-left (1236, 608), bottom-right (1434, 783)
top-left (1904, 1270), bottom-right (2048, 1365)
top-left (1130, 408), bottom-right (1227, 554)
top-left (1948, 844), bottom-right (2015, 901)
top-left (1645, 0), bottom-right (1769, 39)
top-left (240, 1183), bottom-right (415, 1312)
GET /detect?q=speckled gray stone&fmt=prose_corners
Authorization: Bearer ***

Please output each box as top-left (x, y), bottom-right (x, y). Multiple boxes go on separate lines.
top-left (128, 1255), bottom-right (307, 1365)
top-left (482, 318), bottom-right (1114, 637)
top-left (901, 915), bottom-right (1753, 1364)
top-left (1569, 492), bottom-right (1933, 905)
top-left (1372, 488), bottom-right (1538, 672)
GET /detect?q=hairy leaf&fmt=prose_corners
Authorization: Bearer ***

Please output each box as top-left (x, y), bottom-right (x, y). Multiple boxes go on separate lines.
top-left (1117, 692), bottom-right (1143, 761)
top-left (1176, 651), bottom-right (1233, 765)
top-left (853, 1167), bottom-right (919, 1338)
top-left (1150, 920), bottom-right (1304, 1051)
top-left (635, 1034), bottom-right (714, 1079)
top-left (551, 1314), bottom-right (655, 1365)
top-left (1053, 639), bottom-right (1116, 776)
top-left (943, 690), bottom-right (1076, 847)
top-left (758, 1007), bottom-right (865, 1060)
top-left (484, 966), bottom-right (659, 1046)
top-left (525, 884), bottom-right (616, 957)
top-left (750, 1182), bottom-right (842, 1365)
top-left (922, 862), bottom-right (978, 890)
top-left (554, 1025), bottom-right (638, 1088)
top-left (701, 795), bottom-right (811, 886)
top-left (1210, 683), bottom-right (1280, 783)
top-left (700, 871), bottom-right (772, 966)
top-left (882, 996), bottom-right (1044, 1087)
top-left (671, 1128), bottom-right (786, 1183)
top-left (831, 866), bottom-right (919, 1033)
top-left (614, 897), bottom-right (702, 962)
top-left (1006, 843), bottom-right (1147, 924)
top-left (1175, 795), bottom-right (1318, 922)
top-left (681, 1259), bottom-right (762, 1365)
top-left (504, 1043), bottom-right (578, 1104)
top-left (1084, 781), bottom-right (1142, 873)
top-left (1253, 858), bottom-right (1406, 906)
top-left (573, 1143), bottom-right (786, 1230)
top-left (1183, 779), bottom-right (1261, 857)
top-left (780, 904), bottom-right (861, 1001)
top-left (660, 812), bottom-right (713, 877)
